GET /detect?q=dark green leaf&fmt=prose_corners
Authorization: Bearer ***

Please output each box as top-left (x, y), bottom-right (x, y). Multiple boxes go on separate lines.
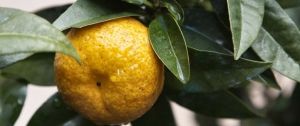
top-left (35, 4), bottom-right (71, 23)
top-left (0, 53), bottom-right (33, 68)
top-left (276, 0), bottom-right (300, 8)
top-left (149, 14), bottom-right (190, 83)
top-left (0, 7), bottom-right (80, 65)
top-left (160, 0), bottom-right (184, 24)
top-left (176, 0), bottom-right (200, 7)
top-left (181, 26), bottom-right (232, 54)
top-left (53, 0), bottom-right (144, 31)
top-left (2, 53), bottom-right (55, 86)
top-left (27, 92), bottom-right (78, 126)
top-left (122, 0), bottom-right (153, 7)
top-left (165, 87), bottom-right (264, 118)
top-left (227, 0), bottom-right (264, 59)
top-left (0, 78), bottom-right (27, 126)
top-left (165, 48), bottom-right (272, 93)
top-left (131, 92), bottom-right (176, 126)
top-left (210, 0), bottom-right (230, 28)
top-left (183, 8), bottom-right (234, 53)
top-left (256, 0), bottom-right (300, 82)
top-left (240, 48), bottom-right (280, 90)
top-left (252, 69), bottom-right (281, 90)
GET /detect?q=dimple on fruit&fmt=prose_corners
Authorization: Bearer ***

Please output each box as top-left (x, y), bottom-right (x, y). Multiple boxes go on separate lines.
top-left (54, 17), bottom-right (164, 125)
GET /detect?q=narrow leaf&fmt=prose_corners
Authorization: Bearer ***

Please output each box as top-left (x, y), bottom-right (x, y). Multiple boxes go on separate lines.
top-left (165, 87), bottom-right (264, 118)
top-left (0, 7), bottom-right (80, 64)
top-left (149, 14), bottom-right (190, 83)
top-left (27, 92), bottom-right (78, 126)
top-left (160, 0), bottom-right (184, 24)
top-left (0, 78), bottom-right (27, 126)
top-left (131, 93), bottom-right (176, 126)
top-left (227, 0), bottom-right (264, 59)
top-left (2, 53), bottom-right (55, 86)
top-left (53, 0), bottom-right (144, 30)
top-left (252, 28), bottom-right (300, 82)
top-left (165, 48), bottom-right (272, 93)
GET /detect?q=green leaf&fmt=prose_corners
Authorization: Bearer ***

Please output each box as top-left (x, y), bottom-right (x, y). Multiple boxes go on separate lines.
top-left (165, 48), bottom-right (272, 93)
top-left (276, 0), bottom-right (300, 8)
top-left (121, 0), bottom-right (153, 7)
top-left (0, 53), bottom-right (33, 68)
top-left (210, 0), bottom-right (230, 28)
top-left (149, 14), bottom-right (190, 83)
top-left (160, 0), bottom-right (184, 24)
top-left (53, 0), bottom-right (144, 31)
top-left (252, 28), bottom-right (300, 82)
top-left (35, 4), bottom-right (71, 24)
top-left (257, 0), bottom-right (300, 82)
top-left (182, 27), bottom-right (231, 54)
top-left (131, 92), bottom-right (176, 126)
top-left (27, 92), bottom-right (78, 126)
top-left (2, 53), bottom-right (55, 86)
top-left (227, 0), bottom-right (264, 59)
top-left (0, 78), bottom-right (27, 126)
top-left (176, 0), bottom-right (200, 7)
top-left (252, 69), bottom-right (281, 90)
top-left (239, 47), bottom-right (280, 90)
top-left (183, 8), bottom-right (234, 53)
top-left (0, 7), bottom-right (80, 65)
top-left (165, 87), bottom-right (264, 118)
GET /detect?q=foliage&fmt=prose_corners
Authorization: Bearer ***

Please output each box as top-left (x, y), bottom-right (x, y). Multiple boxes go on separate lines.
top-left (1, 0), bottom-right (300, 125)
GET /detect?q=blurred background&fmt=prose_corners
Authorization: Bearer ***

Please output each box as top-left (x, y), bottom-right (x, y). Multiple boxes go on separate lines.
top-left (1, 0), bottom-right (300, 126)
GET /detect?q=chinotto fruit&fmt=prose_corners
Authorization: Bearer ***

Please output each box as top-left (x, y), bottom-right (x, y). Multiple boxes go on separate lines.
top-left (54, 17), bottom-right (164, 125)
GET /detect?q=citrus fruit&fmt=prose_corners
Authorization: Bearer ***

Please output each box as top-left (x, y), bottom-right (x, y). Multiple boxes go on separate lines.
top-left (54, 17), bottom-right (164, 125)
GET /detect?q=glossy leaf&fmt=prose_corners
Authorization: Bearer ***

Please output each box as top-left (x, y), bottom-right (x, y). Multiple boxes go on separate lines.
top-left (131, 92), bottom-right (176, 126)
top-left (53, 0), bottom-right (144, 31)
top-left (160, 0), bottom-right (184, 24)
top-left (2, 53), bottom-right (55, 86)
top-left (183, 8), bottom-right (234, 53)
top-left (0, 7), bottom-right (80, 65)
top-left (0, 53), bottom-right (33, 68)
top-left (165, 87), bottom-right (263, 118)
top-left (122, 0), bottom-right (153, 7)
top-left (0, 78), bottom-right (27, 126)
top-left (252, 28), bottom-right (300, 82)
top-left (181, 27), bottom-right (231, 54)
top-left (165, 48), bottom-right (272, 93)
top-left (276, 0), bottom-right (300, 8)
top-left (27, 92), bottom-right (78, 126)
top-left (149, 14), bottom-right (189, 83)
top-left (227, 0), bottom-right (264, 59)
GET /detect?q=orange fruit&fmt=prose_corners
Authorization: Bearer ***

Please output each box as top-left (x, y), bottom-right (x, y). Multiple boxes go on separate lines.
top-left (54, 17), bottom-right (164, 125)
